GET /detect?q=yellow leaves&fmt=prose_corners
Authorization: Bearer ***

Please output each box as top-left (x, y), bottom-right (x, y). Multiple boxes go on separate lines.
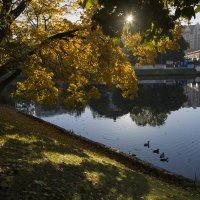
top-left (65, 76), bottom-right (95, 109)
top-left (124, 33), bottom-right (142, 49)
top-left (11, 13), bottom-right (138, 108)
top-left (64, 86), bottom-right (101, 109)
top-left (0, 47), bottom-right (10, 67)
top-left (88, 87), bottom-right (101, 99)
top-left (123, 23), bottom-right (182, 66)
top-left (117, 67), bottom-right (138, 99)
top-left (157, 27), bottom-right (181, 53)
top-left (2, 0), bottom-right (183, 110)
top-left (10, 0), bottom-right (81, 47)
top-left (124, 32), bottom-right (157, 66)
top-left (61, 30), bottom-right (138, 108)
top-left (14, 67), bottom-right (59, 105)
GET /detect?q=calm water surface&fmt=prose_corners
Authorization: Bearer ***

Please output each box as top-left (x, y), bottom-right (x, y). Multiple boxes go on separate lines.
top-left (1, 77), bottom-right (200, 180)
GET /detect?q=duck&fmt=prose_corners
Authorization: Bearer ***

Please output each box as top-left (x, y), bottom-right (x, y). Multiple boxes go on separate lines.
top-left (144, 141), bottom-right (150, 147)
top-left (153, 149), bottom-right (159, 154)
top-left (160, 157), bottom-right (169, 162)
top-left (160, 153), bottom-right (165, 158)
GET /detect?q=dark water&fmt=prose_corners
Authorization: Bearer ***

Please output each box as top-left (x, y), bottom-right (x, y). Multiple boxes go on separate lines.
top-left (1, 77), bottom-right (200, 181)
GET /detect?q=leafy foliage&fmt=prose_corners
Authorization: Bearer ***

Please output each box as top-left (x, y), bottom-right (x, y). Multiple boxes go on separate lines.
top-left (0, 0), bottom-right (139, 107)
top-left (83, 0), bottom-right (199, 38)
top-left (0, 0), bottom-right (199, 107)
top-left (157, 36), bottom-right (189, 63)
top-left (123, 23), bottom-right (183, 66)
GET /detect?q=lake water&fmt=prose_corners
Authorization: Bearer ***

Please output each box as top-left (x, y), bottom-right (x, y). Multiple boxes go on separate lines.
top-left (1, 77), bottom-right (200, 181)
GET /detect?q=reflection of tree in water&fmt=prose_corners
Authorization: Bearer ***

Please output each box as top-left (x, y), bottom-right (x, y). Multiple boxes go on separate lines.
top-left (2, 80), bottom-right (188, 126)
top-left (113, 84), bottom-right (188, 127)
top-left (89, 86), bottom-right (129, 120)
top-left (130, 108), bottom-right (167, 127)
top-left (0, 79), bottom-right (86, 117)
top-left (24, 83), bottom-right (187, 123)
top-left (36, 104), bottom-right (85, 118)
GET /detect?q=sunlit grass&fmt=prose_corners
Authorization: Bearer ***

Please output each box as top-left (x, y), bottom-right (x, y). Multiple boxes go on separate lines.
top-left (85, 171), bottom-right (103, 185)
top-left (5, 134), bottom-right (39, 144)
top-left (43, 151), bottom-right (83, 165)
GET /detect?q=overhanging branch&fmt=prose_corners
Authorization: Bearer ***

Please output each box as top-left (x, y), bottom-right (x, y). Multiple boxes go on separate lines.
top-left (27, 28), bottom-right (82, 56)
top-left (48, 29), bottom-right (80, 40)
top-left (11, 0), bottom-right (32, 19)
top-left (0, 28), bottom-right (82, 75)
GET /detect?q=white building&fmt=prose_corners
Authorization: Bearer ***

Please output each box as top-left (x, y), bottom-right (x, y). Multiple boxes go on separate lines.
top-left (183, 23), bottom-right (200, 53)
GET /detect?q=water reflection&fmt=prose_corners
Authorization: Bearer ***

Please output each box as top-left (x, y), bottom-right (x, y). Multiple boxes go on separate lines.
top-left (0, 80), bottom-right (196, 127)
top-left (90, 84), bottom-right (187, 126)
top-left (1, 78), bottom-right (200, 180)
top-left (129, 84), bottom-right (187, 126)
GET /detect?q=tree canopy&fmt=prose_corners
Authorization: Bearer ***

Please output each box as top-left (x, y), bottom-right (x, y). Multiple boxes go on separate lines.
top-left (0, 0), bottom-right (199, 107)
top-left (82, 0), bottom-right (199, 37)
top-left (156, 36), bottom-right (189, 64)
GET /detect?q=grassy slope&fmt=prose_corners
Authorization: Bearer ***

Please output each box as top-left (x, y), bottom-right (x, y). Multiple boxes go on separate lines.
top-left (0, 106), bottom-right (199, 200)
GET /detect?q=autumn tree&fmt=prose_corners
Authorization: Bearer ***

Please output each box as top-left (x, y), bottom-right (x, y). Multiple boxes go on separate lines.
top-left (156, 36), bottom-right (189, 64)
top-left (0, 0), bottom-right (199, 107)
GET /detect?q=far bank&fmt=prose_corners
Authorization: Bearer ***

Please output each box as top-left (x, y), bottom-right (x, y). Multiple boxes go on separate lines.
top-left (134, 68), bottom-right (198, 77)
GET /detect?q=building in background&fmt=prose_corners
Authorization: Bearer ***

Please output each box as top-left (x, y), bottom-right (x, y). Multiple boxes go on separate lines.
top-left (183, 23), bottom-right (200, 60)
top-left (183, 23), bottom-right (200, 53)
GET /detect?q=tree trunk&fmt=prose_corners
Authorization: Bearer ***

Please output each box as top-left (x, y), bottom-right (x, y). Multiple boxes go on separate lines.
top-left (0, 69), bottom-right (21, 92)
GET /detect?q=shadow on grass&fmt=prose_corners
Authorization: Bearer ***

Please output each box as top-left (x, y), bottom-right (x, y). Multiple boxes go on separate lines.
top-left (0, 126), bottom-right (149, 199)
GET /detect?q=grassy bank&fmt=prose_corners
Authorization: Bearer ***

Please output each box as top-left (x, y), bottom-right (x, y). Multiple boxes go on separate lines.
top-left (0, 106), bottom-right (199, 200)
top-left (135, 68), bottom-right (198, 77)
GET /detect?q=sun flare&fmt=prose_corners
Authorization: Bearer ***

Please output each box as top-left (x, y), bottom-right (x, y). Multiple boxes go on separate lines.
top-left (126, 15), bottom-right (133, 23)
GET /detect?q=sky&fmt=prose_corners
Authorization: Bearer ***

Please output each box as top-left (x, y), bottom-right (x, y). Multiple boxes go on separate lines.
top-left (191, 13), bottom-right (200, 24)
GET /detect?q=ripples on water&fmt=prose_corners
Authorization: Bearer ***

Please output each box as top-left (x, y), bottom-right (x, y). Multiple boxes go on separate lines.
top-left (1, 78), bottom-right (200, 181)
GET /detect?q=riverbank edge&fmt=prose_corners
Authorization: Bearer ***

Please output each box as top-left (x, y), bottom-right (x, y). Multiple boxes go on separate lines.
top-left (1, 105), bottom-right (199, 190)
top-left (135, 68), bottom-right (198, 77)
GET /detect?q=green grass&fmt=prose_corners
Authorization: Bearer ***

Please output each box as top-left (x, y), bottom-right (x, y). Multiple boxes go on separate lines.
top-left (0, 106), bottom-right (199, 200)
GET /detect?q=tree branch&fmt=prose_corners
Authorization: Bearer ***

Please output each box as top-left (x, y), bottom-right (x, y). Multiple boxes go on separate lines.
top-left (2, 0), bottom-right (12, 13)
top-left (26, 29), bottom-right (81, 56)
top-left (48, 29), bottom-right (80, 40)
top-left (0, 28), bottom-right (83, 77)
top-left (11, 0), bottom-right (32, 19)
top-left (0, 69), bottom-right (21, 92)
top-left (0, 0), bottom-right (12, 20)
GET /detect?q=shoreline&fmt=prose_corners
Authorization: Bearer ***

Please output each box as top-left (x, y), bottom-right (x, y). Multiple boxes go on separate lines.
top-left (135, 68), bottom-right (198, 77)
top-left (1, 105), bottom-right (200, 199)
top-left (2, 105), bottom-right (199, 189)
